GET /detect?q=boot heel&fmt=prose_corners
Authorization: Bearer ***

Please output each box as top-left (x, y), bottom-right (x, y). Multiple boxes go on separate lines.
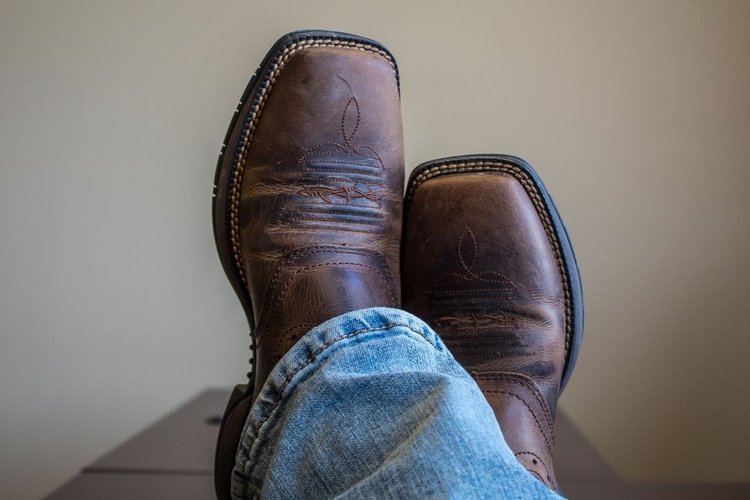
top-left (214, 384), bottom-right (252, 500)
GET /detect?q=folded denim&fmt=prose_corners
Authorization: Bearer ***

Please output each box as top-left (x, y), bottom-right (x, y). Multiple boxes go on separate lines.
top-left (232, 307), bottom-right (562, 499)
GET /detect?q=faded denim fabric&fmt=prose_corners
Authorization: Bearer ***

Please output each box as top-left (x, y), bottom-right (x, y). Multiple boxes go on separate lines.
top-left (232, 307), bottom-right (562, 499)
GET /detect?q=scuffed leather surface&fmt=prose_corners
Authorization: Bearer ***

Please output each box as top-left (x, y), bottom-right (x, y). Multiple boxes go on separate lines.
top-left (403, 171), bottom-right (566, 490)
top-left (475, 373), bottom-right (558, 490)
top-left (236, 46), bottom-right (404, 397)
top-left (214, 34), bottom-right (403, 500)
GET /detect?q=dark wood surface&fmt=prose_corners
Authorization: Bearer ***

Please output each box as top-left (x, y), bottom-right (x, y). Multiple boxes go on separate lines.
top-left (82, 389), bottom-right (618, 481)
top-left (46, 389), bottom-right (750, 499)
top-left (47, 473), bottom-right (214, 500)
top-left (562, 481), bottom-right (750, 499)
top-left (83, 389), bottom-right (227, 474)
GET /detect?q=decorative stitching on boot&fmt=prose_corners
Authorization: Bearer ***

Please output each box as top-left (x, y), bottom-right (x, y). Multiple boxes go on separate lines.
top-left (473, 372), bottom-right (555, 447)
top-left (296, 96), bottom-right (386, 171)
top-left (481, 387), bottom-right (553, 454)
top-left (406, 161), bottom-right (573, 368)
top-left (515, 450), bottom-right (554, 483)
top-left (227, 39), bottom-right (396, 291)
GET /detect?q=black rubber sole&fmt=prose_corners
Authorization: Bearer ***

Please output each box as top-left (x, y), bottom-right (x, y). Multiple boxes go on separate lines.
top-left (404, 154), bottom-right (584, 391)
top-left (211, 30), bottom-right (400, 380)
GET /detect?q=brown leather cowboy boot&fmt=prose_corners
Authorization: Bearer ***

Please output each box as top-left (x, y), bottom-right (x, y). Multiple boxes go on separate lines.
top-left (402, 155), bottom-right (583, 491)
top-left (212, 30), bottom-right (404, 499)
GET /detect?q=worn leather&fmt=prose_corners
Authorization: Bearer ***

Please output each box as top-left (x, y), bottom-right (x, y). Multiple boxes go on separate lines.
top-left (213, 36), bottom-right (404, 500)
top-left (238, 46), bottom-right (404, 398)
top-left (402, 169), bottom-right (567, 490)
top-left (474, 373), bottom-right (558, 490)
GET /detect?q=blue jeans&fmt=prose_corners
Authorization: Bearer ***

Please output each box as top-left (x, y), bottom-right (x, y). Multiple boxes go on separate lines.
top-left (232, 307), bottom-right (562, 499)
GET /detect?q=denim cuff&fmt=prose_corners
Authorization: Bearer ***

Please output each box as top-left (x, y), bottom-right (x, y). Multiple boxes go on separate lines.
top-left (231, 307), bottom-right (447, 498)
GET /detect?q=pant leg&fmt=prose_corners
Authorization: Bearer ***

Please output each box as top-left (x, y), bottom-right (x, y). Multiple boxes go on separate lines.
top-left (231, 307), bottom-right (562, 500)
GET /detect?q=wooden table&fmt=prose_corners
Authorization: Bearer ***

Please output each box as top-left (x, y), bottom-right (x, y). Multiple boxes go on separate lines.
top-left (46, 389), bottom-right (750, 499)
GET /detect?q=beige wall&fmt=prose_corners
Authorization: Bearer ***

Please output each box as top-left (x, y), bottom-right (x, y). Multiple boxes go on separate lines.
top-left (1, 1), bottom-right (749, 498)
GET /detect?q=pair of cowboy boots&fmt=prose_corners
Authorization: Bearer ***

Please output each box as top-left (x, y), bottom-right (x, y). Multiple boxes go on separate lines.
top-left (212, 30), bottom-right (583, 499)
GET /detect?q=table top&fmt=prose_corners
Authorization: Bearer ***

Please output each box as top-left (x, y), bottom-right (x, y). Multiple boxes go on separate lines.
top-left (83, 389), bottom-right (619, 481)
top-left (46, 389), bottom-right (750, 499)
